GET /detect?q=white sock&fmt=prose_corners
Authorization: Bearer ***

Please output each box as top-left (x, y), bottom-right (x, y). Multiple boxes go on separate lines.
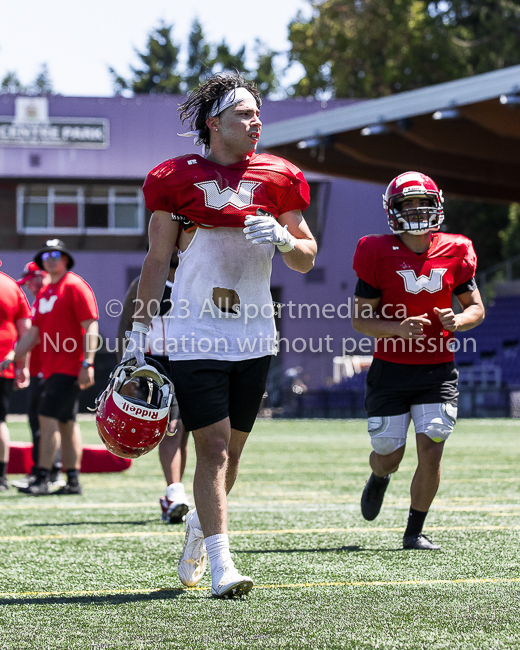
top-left (165, 482), bottom-right (186, 502)
top-left (205, 533), bottom-right (232, 571)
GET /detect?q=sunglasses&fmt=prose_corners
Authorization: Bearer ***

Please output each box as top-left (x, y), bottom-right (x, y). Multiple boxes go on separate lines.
top-left (41, 251), bottom-right (62, 261)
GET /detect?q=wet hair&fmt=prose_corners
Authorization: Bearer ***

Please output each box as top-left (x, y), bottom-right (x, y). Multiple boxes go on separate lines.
top-left (178, 73), bottom-right (261, 148)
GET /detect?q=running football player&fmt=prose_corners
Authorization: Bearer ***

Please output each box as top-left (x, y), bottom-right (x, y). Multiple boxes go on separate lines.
top-left (352, 172), bottom-right (484, 550)
top-left (122, 73), bottom-right (317, 596)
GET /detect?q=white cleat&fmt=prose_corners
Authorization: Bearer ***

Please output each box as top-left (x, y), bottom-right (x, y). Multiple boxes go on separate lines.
top-left (211, 562), bottom-right (253, 599)
top-left (178, 509), bottom-right (207, 587)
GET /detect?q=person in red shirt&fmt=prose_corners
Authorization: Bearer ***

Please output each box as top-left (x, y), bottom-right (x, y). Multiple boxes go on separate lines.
top-left (11, 262), bottom-right (65, 490)
top-left (1, 240), bottom-right (99, 496)
top-left (352, 171), bottom-right (485, 550)
top-left (122, 73), bottom-right (317, 598)
top-left (0, 264), bottom-right (31, 490)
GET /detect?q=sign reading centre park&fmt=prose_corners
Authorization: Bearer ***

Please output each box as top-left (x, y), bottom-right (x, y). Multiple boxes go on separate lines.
top-left (0, 97), bottom-right (109, 148)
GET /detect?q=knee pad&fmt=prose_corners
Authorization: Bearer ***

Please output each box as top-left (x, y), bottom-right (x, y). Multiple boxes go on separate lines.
top-left (371, 435), bottom-right (407, 455)
top-left (411, 403), bottom-right (457, 443)
top-left (368, 415), bottom-right (409, 455)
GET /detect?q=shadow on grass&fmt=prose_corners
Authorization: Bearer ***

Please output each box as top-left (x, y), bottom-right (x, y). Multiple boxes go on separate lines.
top-left (0, 588), bottom-right (193, 607)
top-left (235, 545), bottom-right (364, 554)
top-left (26, 520), bottom-right (156, 527)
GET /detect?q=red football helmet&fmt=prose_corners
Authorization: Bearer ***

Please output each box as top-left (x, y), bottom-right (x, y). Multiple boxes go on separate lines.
top-left (383, 171), bottom-right (444, 235)
top-left (95, 359), bottom-right (174, 459)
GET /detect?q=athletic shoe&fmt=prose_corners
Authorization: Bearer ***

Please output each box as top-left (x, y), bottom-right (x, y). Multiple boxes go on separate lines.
top-left (11, 474), bottom-right (35, 489)
top-left (403, 533), bottom-right (440, 550)
top-left (0, 477), bottom-right (9, 492)
top-left (18, 478), bottom-right (51, 496)
top-left (54, 483), bottom-right (82, 495)
top-left (361, 472), bottom-right (390, 521)
top-left (211, 561), bottom-right (253, 599)
top-left (178, 509), bottom-right (207, 587)
top-left (159, 496), bottom-right (190, 524)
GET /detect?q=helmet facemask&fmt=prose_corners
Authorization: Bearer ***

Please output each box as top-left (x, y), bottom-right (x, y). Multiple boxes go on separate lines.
top-left (390, 193), bottom-right (444, 235)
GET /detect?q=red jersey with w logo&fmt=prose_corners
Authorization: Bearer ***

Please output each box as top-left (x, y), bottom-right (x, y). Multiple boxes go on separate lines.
top-left (142, 153), bottom-right (310, 228)
top-left (353, 232), bottom-right (477, 364)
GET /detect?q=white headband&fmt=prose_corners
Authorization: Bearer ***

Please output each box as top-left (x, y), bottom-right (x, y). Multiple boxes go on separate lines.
top-left (178, 87), bottom-right (257, 140)
top-left (208, 87), bottom-right (257, 117)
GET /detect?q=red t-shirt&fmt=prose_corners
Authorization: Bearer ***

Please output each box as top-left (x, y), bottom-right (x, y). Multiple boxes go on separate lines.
top-left (32, 272), bottom-right (98, 379)
top-left (142, 152), bottom-right (310, 227)
top-left (0, 272), bottom-right (31, 379)
top-left (353, 232), bottom-right (477, 364)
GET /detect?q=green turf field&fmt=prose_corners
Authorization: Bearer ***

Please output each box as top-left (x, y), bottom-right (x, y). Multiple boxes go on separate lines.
top-left (1, 418), bottom-right (519, 649)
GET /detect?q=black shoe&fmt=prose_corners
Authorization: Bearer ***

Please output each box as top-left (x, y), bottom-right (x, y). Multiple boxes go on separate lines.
top-left (0, 477), bottom-right (9, 492)
top-left (361, 473), bottom-right (390, 521)
top-left (18, 478), bottom-right (50, 495)
top-left (55, 483), bottom-right (82, 495)
top-left (403, 533), bottom-right (440, 550)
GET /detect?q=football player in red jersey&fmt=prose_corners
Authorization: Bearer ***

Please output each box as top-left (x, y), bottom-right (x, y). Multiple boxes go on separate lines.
top-left (122, 73), bottom-right (317, 597)
top-left (0, 264), bottom-right (31, 491)
top-left (352, 171), bottom-right (485, 550)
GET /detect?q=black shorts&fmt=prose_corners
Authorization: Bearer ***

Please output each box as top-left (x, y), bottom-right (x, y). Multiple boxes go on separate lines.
top-left (38, 374), bottom-right (80, 423)
top-left (365, 358), bottom-right (459, 417)
top-left (149, 355), bottom-right (180, 422)
top-left (169, 356), bottom-right (271, 433)
top-left (0, 378), bottom-right (13, 423)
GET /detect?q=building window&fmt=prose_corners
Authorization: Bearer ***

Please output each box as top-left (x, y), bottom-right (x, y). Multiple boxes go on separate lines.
top-left (17, 184), bottom-right (144, 234)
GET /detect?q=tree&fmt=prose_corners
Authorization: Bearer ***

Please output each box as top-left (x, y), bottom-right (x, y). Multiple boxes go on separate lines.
top-left (110, 19), bottom-right (279, 97)
top-left (252, 39), bottom-right (279, 96)
top-left (212, 41), bottom-right (247, 74)
top-left (287, 0), bottom-right (520, 98)
top-left (1, 72), bottom-right (24, 94)
top-left (183, 19), bottom-right (213, 91)
top-left (110, 22), bottom-right (182, 94)
top-left (437, 0), bottom-right (520, 74)
top-left (443, 199), bottom-right (510, 270)
top-left (1, 64), bottom-right (53, 95)
top-left (287, 0), bottom-right (458, 98)
top-left (33, 64), bottom-right (53, 95)
top-left (499, 203), bottom-right (520, 259)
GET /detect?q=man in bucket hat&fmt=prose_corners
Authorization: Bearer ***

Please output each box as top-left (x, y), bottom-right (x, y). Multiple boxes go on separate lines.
top-left (1, 240), bottom-right (98, 495)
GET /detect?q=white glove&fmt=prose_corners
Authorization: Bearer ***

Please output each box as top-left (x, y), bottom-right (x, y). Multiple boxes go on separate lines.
top-left (121, 323), bottom-right (148, 367)
top-left (243, 213), bottom-right (296, 252)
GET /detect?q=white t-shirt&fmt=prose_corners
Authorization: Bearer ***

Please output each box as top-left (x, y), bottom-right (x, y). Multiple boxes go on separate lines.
top-left (165, 227), bottom-right (277, 361)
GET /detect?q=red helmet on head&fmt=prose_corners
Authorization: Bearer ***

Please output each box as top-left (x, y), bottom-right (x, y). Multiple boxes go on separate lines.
top-left (95, 359), bottom-right (174, 459)
top-left (383, 171), bottom-right (444, 235)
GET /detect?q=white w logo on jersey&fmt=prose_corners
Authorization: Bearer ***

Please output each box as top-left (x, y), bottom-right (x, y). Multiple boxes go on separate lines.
top-left (396, 268), bottom-right (447, 294)
top-left (195, 180), bottom-right (260, 210)
top-left (38, 295), bottom-right (58, 314)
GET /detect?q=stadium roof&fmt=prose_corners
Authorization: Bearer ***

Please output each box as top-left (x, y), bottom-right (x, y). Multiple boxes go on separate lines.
top-left (261, 65), bottom-right (520, 203)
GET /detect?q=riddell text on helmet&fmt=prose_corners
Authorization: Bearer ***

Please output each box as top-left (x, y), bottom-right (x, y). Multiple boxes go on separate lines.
top-left (120, 400), bottom-right (160, 419)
